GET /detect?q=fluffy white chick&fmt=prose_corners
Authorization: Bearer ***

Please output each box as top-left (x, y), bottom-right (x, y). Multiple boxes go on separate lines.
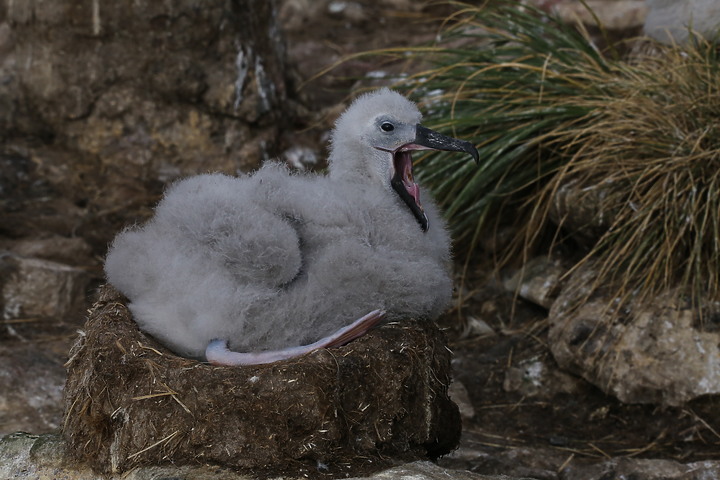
top-left (105, 88), bottom-right (478, 365)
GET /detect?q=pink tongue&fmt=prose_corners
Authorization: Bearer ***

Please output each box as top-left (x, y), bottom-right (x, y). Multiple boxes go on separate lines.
top-left (398, 151), bottom-right (423, 208)
top-left (405, 180), bottom-right (421, 206)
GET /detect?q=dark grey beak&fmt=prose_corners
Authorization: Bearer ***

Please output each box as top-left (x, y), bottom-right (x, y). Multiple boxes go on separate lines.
top-left (413, 124), bottom-right (479, 163)
top-left (391, 125), bottom-right (478, 233)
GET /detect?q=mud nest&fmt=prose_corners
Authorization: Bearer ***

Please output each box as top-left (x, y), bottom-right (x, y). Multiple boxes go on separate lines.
top-left (62, 285), bottom-right (460, 476)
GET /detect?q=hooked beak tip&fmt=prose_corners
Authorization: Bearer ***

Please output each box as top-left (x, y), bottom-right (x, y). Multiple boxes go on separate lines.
top-left (468, 147), bottom-right (479, 164)
top-left (414, 124), bottom-right (479, 164)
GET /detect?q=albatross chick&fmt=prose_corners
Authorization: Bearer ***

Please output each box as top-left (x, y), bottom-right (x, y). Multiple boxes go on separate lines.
top-left (104, 88), bottom-right (478, 365)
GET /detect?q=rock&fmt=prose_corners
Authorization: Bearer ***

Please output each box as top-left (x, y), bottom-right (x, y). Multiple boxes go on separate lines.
top-left (644, 0), bottom-right (720, 45)
top-left (0, 147), bottom-right (96, 240)
top-left (548, 263), bottom-right (720, 406)
top-left (280, 0), bottom-right (424, 33)
top-left (460, 315), bottom-right (496, 339)
top-left (2, 0), bottom-right (289, 134)
top-left (0, 235), bottom-right (93, 266)
top-left (347, 461), bottom-right (532, 480)
top-left (8, 431), bottom-right (720, 480)
top-left (502, 256), bottom-right (567, 309)
top-left (549, 176), bottom-right (622, 247)
top-left (0, 433), bottom-right (73, 480)
top-left (448, 380), bottom-right (475, 420)
top-left (443, 436), bottom-right (720, 480)
top-left (0, 254), bottom-right (89, 321)
top-left (327, 1), bottom-right (366, 22)
top-left (560, 457), bottom-right (720, 480)
top-left (548, 1), bottom-right (648, 31)
top-left (0, 432), bottom-right (533, 480)
top-left (503, 356), bottom-right (586, 398)
top-left (0, 345), bottom-right (66, 434)
top-left (442, 443), bottom-right (571, 480)
top-left (0, 0), bottom-right (295, 248)
top-left (63, 286), bottom-right (461, 475)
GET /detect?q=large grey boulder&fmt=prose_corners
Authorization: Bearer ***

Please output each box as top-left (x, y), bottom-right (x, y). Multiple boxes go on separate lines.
top-left (644, 0), bottom-right (720, 44)
top-left (0, 254), bottom-right (89, 322)
top-left (503, 255), bottom-right (720, 406)
top-left (548, 263), bottom-right (720, 406)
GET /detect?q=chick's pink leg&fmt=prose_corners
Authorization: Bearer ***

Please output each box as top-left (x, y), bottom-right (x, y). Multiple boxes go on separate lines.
top-left (205, 309), bottom-right (386, 366)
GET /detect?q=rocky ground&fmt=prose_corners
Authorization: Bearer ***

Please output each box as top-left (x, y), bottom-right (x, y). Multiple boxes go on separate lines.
top-left (3, 0), bottom-right (720, 479)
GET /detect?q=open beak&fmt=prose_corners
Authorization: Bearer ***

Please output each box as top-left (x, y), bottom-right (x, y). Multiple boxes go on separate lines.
top-left (391, 124), bottom-right (479, 232)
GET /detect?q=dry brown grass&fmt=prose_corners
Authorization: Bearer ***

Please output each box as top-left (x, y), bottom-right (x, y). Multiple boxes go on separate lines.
top-left (525, 39), bottom-right (720, 303)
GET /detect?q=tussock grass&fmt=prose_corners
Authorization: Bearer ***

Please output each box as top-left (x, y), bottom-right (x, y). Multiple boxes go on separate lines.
top-left (543, 40), bottom-right (720, 301)
top-left (376, 1), bottom-right (720, 303)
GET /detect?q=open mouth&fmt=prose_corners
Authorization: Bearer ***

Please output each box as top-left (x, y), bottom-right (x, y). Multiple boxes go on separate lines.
top-left (390, 148), bottom-right (428, 232)
top-left (379, 124), bottom-right (479, 233)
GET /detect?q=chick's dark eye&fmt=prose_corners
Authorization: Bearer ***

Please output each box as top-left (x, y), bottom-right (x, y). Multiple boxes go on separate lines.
top-left (380, 122), bottom-right (394, 132)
